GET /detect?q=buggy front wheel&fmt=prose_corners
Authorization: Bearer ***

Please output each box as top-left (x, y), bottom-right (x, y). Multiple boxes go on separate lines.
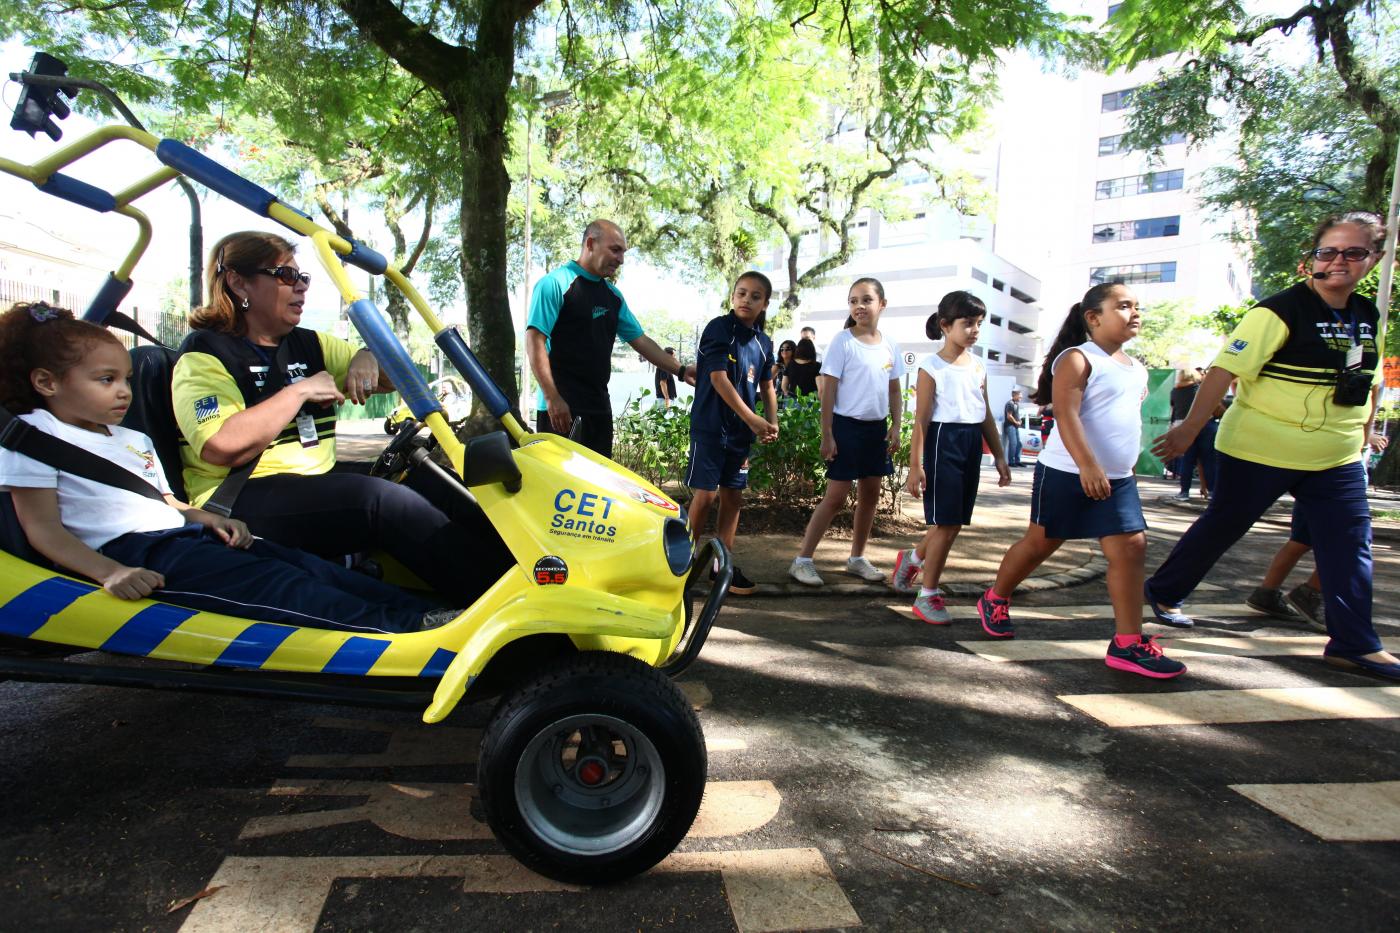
top-left (477, 651), bottom-right (706, 884)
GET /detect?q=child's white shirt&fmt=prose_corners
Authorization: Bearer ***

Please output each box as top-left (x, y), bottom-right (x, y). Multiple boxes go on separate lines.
top-left (919, 351), bottom-right (986, 424)
top-left (821, 329), bottom-right (904, 420)
top-left (0, 408), bottom-right (184, 549)
top-left (1036, 342), bottom-right (1147, 479)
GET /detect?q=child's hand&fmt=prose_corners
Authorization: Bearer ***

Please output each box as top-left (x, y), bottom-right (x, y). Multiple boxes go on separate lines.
top-left (208, 516), bottom-right (253, 549)
top-left (996, 459), bottom-right (1012, 487)
top-left (820, 436), bottom-right (837, 462)
top-left (906, 466), bottom-right (925, 497)
top-left (886, 424), bottom-right (900, 455)
top-left (1079, 464), bottom-right (1111, 500)
top-left (758, 421), bottom-right (779, 444)
top-left (744, 411), bottom-right (771, 438)
top-left (103, 565), bottom-right (164, 600)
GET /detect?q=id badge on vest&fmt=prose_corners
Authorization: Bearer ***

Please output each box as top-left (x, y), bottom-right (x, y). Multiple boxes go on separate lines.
top-left (1346, 343), bottom-right (1363, 369)
top-left (295, 410), bottom-right (319, 448)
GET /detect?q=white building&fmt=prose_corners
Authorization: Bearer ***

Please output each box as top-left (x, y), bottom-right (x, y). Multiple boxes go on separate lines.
top-left (762, 215), bottom-right (1045, 406)
top-left (993, 2), bottom-right (1252, 345)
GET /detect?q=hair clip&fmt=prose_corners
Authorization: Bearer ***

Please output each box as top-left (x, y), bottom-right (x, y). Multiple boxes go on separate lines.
top-left (29, 304), bottom-right (59, 322)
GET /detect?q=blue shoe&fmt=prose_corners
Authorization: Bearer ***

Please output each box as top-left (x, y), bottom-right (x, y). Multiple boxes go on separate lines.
top-left (1143, 580), bottom-right (1193, 628)
top-left (1324, 652), bottom-right (1400, 681)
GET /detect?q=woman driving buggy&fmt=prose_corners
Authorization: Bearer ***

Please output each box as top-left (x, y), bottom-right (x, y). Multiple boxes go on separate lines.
top-left (171, 231), bottom-right (508, 605)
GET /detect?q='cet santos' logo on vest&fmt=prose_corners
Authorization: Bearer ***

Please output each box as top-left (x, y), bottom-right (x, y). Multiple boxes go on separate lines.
top-left (194, 395), bottom-right (220, 424)
top-left (591, 306), bottom-right (610, 320)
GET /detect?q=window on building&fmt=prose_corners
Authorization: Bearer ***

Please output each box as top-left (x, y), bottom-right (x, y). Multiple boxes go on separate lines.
top-left (1089, 262), bottom-right (1178, 286)
top-left (1091, 215), bottom-right (1181, 243)
top-left (1095, 169), bottom-right (1184, 199)
top-left (1101, 88), bottom-right (1136, 112)
top-left (987, 350), bottom-right (1001, 361)
top-left (1009, 286), bottom-right (1036, 304)
top-left (971, 345), bottom-right (984, 356)
top-left (992, 278), bottom-right (1006, 292)
top-left (989, 315), bottom-right (1003, 326)
top-left (1007, 320), bottom-right (1033, 335)
top-left (913, 212), bottom-right (927, 219)
top-left (971, 268), bottom-right (988, 283)
top-left (1098, 131), bottom-right (1186, 156)
top-left (1006, 353), bottom-right (1030, 365)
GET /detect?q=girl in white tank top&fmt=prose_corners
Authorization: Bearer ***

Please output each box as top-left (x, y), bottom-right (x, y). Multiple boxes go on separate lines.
top-left (895, 292), bottom-right (1011, 623)
top-left (974, 284), bottom-right (1186, 680)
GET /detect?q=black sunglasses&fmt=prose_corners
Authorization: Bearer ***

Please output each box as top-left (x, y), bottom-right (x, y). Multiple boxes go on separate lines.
top-left (1308, 246), bottom-right (1375, 262)
top-left (253, 265), bottom-right (312, 286)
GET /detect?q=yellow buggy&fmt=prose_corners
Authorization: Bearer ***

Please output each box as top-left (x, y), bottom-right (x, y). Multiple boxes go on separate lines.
top-left (0, 66), bottom-right (730, 885)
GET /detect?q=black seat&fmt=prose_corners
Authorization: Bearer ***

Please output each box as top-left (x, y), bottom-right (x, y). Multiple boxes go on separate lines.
top-left (0, 491), bottom-right (50, 565)
top-left (121, 344), bottom-right (186, 500)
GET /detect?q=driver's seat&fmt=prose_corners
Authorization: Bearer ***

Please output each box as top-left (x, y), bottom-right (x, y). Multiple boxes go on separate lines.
top-left (121, 344), bottom-right (186, 500)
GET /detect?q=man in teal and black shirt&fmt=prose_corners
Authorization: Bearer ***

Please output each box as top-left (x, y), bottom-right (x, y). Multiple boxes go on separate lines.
top-left (525, 219), bottom-right (691, 457)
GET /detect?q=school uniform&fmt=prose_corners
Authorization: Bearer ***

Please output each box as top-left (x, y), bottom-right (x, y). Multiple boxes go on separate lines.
top-left (919, 353), bottom-right (987, 526)
top-left (821, 329), bottom-right (904, 481)
top-left (686, 313), bottom-right (773, 491)
top-left (1031, 342), bottom-right (1148, 540)
top-left (0, 410), bottom-right (432, 633)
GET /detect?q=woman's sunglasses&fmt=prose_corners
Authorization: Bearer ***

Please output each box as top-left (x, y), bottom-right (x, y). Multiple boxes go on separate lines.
top-left (1308, 247), bottom-right (1375, 262)
top-left (254, 265), bottom-right (312, 286)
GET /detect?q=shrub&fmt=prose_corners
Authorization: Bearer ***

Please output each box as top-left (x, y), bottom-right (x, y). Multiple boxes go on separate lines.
top-left (614, 388), bottom-right (917, 514)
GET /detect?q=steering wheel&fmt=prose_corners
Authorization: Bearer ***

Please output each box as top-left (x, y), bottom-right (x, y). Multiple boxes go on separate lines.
top-left (371, 417), bottom-right (427, 478)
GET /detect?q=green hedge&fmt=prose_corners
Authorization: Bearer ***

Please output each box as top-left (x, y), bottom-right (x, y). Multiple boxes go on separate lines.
top-left (613, 390), bottom-right (916, 513)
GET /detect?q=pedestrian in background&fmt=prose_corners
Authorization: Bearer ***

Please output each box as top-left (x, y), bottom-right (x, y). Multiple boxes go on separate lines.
top-left (654, 346), bottom-right (678, 409)
top-left (1002, 388), bottom-right (1025, 467)
top-left (1147, 211), bottom-right (1396, 681)
top-left (783, 338), bottom-right (821, 399)
top-left (977, 283), bottom-right (1185, 679)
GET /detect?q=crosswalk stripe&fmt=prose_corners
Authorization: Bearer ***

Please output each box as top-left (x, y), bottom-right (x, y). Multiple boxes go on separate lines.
top-left (886, 601), bottom-right (1400, 626)
top-left (959, 635), bottom-right (1400, 663)
top-left (1059, 686), bottom-right (1400, 727)
top-left (1229, 781), bottom-right (1400, 842)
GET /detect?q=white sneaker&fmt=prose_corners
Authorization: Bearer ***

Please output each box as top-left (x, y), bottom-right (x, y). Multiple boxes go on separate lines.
top-left (789, 558), bottom-right (824, 587)
top-left (891, 549), bottom-right (921, 593)
top-left (846, 555), bottom-right (885, 582)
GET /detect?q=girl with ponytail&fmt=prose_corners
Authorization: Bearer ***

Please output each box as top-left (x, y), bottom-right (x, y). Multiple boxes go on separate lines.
top-left (976, 283), bottom-right (1186, 679)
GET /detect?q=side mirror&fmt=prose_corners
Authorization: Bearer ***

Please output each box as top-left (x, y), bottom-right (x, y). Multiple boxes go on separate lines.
top-left (462, 431), bottom-right (521, 493)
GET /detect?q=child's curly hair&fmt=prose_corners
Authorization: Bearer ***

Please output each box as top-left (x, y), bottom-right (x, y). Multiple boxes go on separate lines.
top-left (0, 302), bottom-right (124, 413)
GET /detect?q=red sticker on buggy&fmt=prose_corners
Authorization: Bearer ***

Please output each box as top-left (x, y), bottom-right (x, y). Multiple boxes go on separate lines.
top-left (533, 556), bottom-right (569, 585)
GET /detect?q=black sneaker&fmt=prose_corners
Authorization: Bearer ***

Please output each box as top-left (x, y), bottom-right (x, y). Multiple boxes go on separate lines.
top-left (1286, 584), bottom-right (1327, 633)
top-left (728, 565), bottom-right (758, 596)
top-left (1245, 586), bottom-right (1300, 621)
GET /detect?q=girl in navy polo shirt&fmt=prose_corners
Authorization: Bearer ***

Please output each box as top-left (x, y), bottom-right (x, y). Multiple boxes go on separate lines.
top-left (685, 271), bottom-right (778, 596)
top-left (789, 277), bottom-right (903, 586)
top-left (977, 283), bottom-right (1185, 679)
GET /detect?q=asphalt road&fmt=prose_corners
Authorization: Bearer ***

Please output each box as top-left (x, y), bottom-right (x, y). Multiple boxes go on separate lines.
top-left (2, 480), bottom-right (1398, 931)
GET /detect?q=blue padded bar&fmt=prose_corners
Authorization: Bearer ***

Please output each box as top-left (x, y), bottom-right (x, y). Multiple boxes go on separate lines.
top-left (436, 326), bottom-right (510, 419)
top-left (344, 239), bottom-right (388, 275)
top-left (38, 172), bottom-right (116, 213)
top-left (156, 139), bottom-right (276, 217)
top-left (345, 299), bottom-right (442, 421)
top-left (83, 273), bottom-right (133, 325)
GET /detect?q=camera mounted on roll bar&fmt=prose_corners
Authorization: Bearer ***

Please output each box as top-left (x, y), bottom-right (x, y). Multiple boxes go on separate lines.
top-left (9, 52), bottom-right (79, 142)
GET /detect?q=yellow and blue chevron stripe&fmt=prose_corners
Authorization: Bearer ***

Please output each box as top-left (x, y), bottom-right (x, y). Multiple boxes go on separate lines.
top-left (0, 555), bottom-right (456, 678)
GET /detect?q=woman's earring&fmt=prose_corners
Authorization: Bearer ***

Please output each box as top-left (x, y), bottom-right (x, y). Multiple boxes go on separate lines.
top-left (240, 297), bottom-right (250, 310)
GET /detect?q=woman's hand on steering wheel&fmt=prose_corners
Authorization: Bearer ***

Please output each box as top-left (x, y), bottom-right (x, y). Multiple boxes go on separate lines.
top-left (346, 351), bottom-right (381, 405)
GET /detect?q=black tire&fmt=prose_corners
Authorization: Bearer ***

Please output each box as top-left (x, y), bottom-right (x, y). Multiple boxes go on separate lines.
top-left (478, 651), bottom-right (706, 885)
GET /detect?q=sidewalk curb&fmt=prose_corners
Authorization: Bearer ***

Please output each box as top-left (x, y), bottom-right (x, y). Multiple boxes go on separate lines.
top-left (733, 554), bottom-right (1108, 598)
